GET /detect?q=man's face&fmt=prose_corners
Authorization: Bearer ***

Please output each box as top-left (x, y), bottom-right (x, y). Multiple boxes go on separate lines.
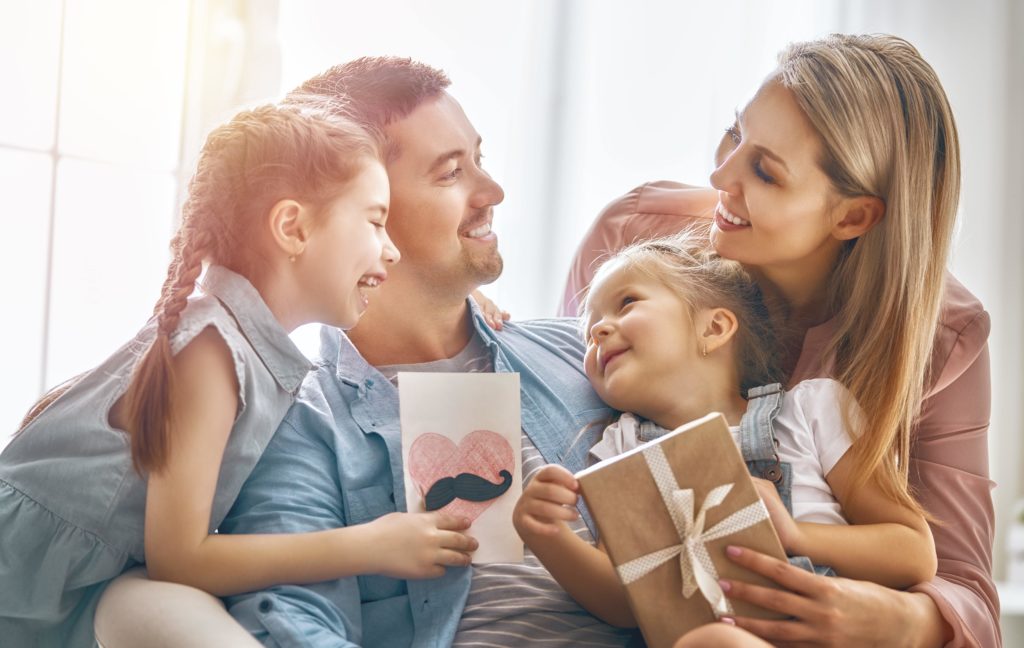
top-left (382, 92), bottom-right (505, 295)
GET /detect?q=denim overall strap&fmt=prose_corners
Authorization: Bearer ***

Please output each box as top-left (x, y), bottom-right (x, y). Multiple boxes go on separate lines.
top-left (741, 383), bottom-right (836, 578)
top-left (739, 383), bottom-right (785, 483)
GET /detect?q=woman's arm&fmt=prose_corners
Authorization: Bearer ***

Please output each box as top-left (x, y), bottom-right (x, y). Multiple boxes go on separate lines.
top-left (559, 182), bottom-right (718, 317)
top-left (512, 465), bottom-right (635, 627)
top-left (907, 310), bottom-right (997, 648)
top-left (721, 306), bottom-right (995, 647)
top-left (143, 327), bottom-right (476, 597)
top-left (719, 546), bottom-right (950, 648)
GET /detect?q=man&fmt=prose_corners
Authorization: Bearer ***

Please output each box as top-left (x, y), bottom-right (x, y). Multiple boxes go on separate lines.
top-left (221, 57), bottom-right (637, 647)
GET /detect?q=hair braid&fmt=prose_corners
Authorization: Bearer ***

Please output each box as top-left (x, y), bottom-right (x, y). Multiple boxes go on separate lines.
top-left (124, 212), bottom-right (213, 474)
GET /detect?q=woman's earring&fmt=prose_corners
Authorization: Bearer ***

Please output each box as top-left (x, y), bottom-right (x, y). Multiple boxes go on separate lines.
top-left (702, 343), bottom-right (708, 358)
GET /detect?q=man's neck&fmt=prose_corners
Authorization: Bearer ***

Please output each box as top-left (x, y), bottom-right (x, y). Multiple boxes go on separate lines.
top-left (347, 284), bottom-right (476, 367)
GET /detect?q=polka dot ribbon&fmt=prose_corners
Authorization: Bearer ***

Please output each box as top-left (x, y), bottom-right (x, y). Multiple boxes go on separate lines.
top-left (615, 443), bottom-right (770, 618)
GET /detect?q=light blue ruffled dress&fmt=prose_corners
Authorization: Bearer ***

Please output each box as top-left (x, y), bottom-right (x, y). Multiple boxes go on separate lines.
top-left (0, 266), bottom-right (311, 647)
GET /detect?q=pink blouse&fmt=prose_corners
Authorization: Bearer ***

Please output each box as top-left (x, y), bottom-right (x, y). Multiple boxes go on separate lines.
top-left (561, 181), bottom-right (998, 648)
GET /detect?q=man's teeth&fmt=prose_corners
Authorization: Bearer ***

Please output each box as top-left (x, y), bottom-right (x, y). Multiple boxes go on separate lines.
top-left (719, 206), bottom-right (750, 226)
top-left (465, 222), bottom-right (492, 238)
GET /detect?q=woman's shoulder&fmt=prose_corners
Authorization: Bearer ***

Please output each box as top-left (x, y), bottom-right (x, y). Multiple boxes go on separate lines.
top-left (929, 273), bottom-right (990, 396)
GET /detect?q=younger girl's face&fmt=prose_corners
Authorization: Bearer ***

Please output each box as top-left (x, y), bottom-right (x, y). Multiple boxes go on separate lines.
top-left (709, 80), bottom-right (845, 277)
top-left (583, 259), bottom-right (702, 417)
top-left (299, 159), bottom-right (400, 329)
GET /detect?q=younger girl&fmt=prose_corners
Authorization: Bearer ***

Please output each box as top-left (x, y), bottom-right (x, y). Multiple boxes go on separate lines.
top-left (0, 105), bottom-right (477, 647)
top-left (512, 233), bottom-right (936, 639)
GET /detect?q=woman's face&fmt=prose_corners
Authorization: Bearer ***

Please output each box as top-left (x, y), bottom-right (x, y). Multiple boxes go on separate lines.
top-left (709, 80), bottom-right (845, 277)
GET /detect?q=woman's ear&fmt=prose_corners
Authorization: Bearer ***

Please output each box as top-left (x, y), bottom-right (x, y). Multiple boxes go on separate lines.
top-left (698, 307), bottom-right (740, 355)
top-left (832, 195), bottom-right (885, 241)
top-left (267, 198), bottom-right (311, 258)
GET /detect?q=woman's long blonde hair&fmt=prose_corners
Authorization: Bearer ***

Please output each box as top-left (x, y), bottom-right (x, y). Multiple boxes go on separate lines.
top-left (777, 34), bottom-right (960, 514)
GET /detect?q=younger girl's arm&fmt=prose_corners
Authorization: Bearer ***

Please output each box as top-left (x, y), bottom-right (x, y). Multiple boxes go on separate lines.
top-left (142, 327), bottom-right (477, 597)
top-left (754, 450), bottom-right (937, 589)
top-left (512, 465), bottom-right (635, 627)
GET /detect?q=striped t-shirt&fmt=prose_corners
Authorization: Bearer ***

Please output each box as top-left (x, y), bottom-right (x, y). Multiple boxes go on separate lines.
top-left (378, 335), bottom-right (638, 647)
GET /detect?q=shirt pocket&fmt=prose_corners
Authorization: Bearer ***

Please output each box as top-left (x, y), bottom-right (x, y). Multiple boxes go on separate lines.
top-left (343, 484), bottom-right (407, 603)
top-left (343, 484), bottom-right (394, 525)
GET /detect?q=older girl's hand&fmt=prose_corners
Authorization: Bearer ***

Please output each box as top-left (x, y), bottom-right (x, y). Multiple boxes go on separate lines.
top-left (718, 546), bottom-right (949, 648)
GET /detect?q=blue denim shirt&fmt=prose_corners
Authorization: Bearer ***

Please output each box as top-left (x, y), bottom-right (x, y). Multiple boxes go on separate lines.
top-left (222, 301), bottom-right (612, 647)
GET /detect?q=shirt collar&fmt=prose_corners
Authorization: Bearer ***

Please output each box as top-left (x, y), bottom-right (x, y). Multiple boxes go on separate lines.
top-left (201, 265), bottom-right (313, 394)
top-left (326, 298), bottom-right (495, 385)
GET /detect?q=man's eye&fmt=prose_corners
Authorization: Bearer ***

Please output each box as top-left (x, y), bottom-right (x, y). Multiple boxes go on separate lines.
top-left (441, 167), bottom-right (462, 181)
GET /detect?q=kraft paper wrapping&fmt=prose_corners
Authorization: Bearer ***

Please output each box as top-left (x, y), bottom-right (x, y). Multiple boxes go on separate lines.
top-left (576, 412), bottom-right (787, 648)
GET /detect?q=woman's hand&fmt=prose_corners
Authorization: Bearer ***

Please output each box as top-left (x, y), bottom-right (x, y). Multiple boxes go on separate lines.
top-left (471, 290), bottom-right (510, 330)
top-left (718, 546), bottom-right (949, 648)
top-left (512, 465), bottom-right (580, 538)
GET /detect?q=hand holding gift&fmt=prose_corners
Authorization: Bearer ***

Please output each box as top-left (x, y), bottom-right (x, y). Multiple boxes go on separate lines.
top-left (576, 413), bottom-right (788, 648)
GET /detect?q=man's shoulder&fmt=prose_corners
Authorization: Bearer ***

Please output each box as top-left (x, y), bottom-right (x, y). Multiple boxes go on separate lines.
top-left (500, 317), bottom-right (586, 355)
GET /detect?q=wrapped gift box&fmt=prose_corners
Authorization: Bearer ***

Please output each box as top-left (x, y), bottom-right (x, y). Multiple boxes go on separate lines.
top-left (576, 412), bottom-right (787, 648)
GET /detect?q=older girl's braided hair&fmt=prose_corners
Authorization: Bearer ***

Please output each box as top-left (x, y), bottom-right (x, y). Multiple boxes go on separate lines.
top-left (120, 104), bottom-right (379, 473)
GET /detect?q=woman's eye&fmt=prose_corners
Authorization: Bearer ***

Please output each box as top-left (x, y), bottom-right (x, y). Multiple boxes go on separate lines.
top-left (753, 160), bottom-right (775, 184)
top-left (724, 125), bottom-right (741, 145)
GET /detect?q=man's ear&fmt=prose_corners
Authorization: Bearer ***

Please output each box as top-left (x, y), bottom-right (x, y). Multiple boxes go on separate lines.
top-left (698, 307), bottom-right (739, 355)
top-left (832, 195), bottom-right (885, 241)
top-left (267, 198), bottom-right (311, 258)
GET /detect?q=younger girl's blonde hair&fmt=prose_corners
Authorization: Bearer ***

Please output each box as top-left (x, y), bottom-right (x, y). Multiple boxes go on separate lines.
top-left (584, 229), bottom-right (783, 397)
top-left (776, 34), bottom-right (960, 514)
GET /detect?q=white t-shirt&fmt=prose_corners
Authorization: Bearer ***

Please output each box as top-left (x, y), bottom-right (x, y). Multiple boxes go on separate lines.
top-left (764, 378), bottom-right (859, 525)
top-left (590, 378), bottom-right (859, 526)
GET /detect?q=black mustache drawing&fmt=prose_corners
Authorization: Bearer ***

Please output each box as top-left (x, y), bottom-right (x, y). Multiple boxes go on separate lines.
top-left (423, 470), bottom-right (514, 511)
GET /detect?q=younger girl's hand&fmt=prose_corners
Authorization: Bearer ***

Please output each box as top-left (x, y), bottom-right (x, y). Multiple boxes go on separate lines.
top-left (366, 511), bottom-right (478, 579)
top-left (471, 290), bottom-right (511, 330)
top-left (512, 464), bottom-right (580, 538)
top-left (751, 477), bottom-right (802, 554)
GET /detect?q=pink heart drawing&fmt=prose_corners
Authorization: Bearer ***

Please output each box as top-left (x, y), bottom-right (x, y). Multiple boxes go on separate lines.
top-left (408, 430), bottom-right (515, 521)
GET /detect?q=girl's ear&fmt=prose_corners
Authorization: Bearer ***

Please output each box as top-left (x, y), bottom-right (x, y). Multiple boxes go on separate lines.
top-left (698, 307), bottom-right (740, 355)
top-left (267, 198), bottom-right (312, 258)
top-left (832, 195), bottom-right (885, 241)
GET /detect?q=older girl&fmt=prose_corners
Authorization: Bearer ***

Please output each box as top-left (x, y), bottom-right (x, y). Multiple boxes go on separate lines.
top-left (0, 105), bottom-right (477, 647)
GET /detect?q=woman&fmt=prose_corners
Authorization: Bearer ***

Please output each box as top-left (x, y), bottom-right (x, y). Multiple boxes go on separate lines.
top-left (561, 34), bottom-right (996, 647)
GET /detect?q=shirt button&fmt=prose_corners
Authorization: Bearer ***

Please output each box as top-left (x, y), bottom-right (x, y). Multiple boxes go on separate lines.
top-left (258, 599), bottom-right (273, 613)
top-left (365, 378), bottom-right (374, 388)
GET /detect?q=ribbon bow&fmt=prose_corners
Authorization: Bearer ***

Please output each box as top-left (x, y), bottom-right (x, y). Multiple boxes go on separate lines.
top-left (615, 444), bottom-right (769, 618)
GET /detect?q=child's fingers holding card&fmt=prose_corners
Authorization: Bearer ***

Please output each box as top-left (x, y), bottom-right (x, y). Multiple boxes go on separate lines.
top-left (431, 512), bottom-right (472, 531)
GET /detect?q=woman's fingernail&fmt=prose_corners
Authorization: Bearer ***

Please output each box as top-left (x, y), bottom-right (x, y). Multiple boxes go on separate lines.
top-left (726, 545), bottom-right (742, 557)
top-left (718, 579), bottom-right (732, 593)
top-left (720, 616), bottom-right (736, 625)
